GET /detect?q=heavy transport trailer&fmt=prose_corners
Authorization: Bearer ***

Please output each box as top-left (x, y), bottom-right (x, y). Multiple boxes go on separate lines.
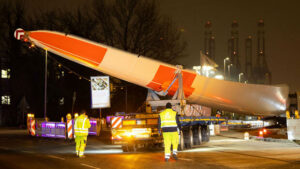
top-left (110, 111), bottom-right (226, 152)
top-left (110, 69), bottom-right (224, 152)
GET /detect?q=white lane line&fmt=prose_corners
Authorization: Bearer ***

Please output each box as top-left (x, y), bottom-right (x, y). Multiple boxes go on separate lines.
top-left (0, 147), bottom-right (8, 150)
top-left (80, 163), bottom-right (101, 169)
top-left (47, 155), bottom-right (65, 160)
top-left (178, 158), bottom-right (193, 161)
top-left (22, 150), bottom-right (34, 154)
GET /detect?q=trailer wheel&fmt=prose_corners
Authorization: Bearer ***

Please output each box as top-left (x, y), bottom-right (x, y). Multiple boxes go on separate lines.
top-left (193, 126), bottom-right (202, 145)
top-left (129, 144), bottom-right (137, 152)
top-left (122, 145), bottom-right (129, 152)
top-left (201, 125), bottom-right (207, 142)
top-left (201, 125), bottom-right (210, 142)
top-left (178, 130), bottom-right (184, 151)
top-left (188, 127), bottom-right (194, 148)
top-left (206, 126), bottom-right (210, 142)
top-left (184, 128), bottom-right (193, 149)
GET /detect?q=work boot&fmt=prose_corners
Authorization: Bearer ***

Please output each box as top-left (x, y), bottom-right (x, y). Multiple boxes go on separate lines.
top-left (172, 154), bottom-right (178, 161)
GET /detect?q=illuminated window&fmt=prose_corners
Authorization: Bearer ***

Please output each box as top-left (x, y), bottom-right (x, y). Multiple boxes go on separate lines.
top-left (1, 69), bottom-right (11, 79)
top-left (1, 95), bottom-right (11, 105)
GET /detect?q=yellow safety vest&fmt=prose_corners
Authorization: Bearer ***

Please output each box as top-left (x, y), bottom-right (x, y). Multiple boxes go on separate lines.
top-left (160, 109), bottom-right (177, 128)
top-left (74, 114), bottom-right (91, 137)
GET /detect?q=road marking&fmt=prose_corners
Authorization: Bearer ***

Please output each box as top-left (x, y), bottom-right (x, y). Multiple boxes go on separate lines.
top-left (22, 150), bottom-right (34, 154)
top-left (0, 146), bottom-right (9, 150)
top-left (47, 155), bottom-right (65, 160)
top-left (80, 163), bottom-right (101, 169)
top-left (178, 158), bottom-right (193, 161)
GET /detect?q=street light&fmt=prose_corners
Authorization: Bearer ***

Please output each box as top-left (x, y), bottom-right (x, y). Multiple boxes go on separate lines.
top-left (202, 65), bottom-right (214, 77)
top-left (223, 57), bottom-right (230, 78)
top-left (239, 73), bottom-right (244, 82)
top-left (214, 74), bottom-right (224, 80)
top-left (192, 66), bottom-right (201, 75)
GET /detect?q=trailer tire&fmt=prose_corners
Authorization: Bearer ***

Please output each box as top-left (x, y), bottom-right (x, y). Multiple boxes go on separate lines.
top-left (129, 144), bottom-right (137, 152)
top-left (189, 127), bottom-right (194, 148)
top-left (193, 126), bottom-right (202, 145)
top-left (122, 145), bottom-right (129, 152)
top-left (206, 126), bottom-right (210, 142)
top-left (201, 125), bottom-right (210, 142)
top-left (201, 125), bottom-right (207, 142)
top-left (184, 127), bottom-right (193, 149)
top-left (178, 130), bottom-right (184, 151)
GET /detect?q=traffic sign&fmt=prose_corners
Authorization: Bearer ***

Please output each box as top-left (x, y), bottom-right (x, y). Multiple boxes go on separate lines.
top-left (14, 28), bottom-right (25, 40)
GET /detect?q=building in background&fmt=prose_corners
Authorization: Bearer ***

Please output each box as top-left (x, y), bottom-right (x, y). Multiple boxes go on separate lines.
top-left (0, 50), bottom-right (12, 126)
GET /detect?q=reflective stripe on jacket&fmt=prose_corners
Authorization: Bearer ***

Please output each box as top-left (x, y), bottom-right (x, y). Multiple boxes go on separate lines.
top-left (74, 114), bottom-right (91, 137)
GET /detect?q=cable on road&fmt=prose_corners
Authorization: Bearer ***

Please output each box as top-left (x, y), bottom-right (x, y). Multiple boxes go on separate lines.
top-left (80, 163), bottom-right (101, 169)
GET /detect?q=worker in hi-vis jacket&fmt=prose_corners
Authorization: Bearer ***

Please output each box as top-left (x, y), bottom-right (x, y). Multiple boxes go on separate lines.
top-left (158, 102), bottom-right (181, 162)
top-left (74, 110), bottom-right (91, 158)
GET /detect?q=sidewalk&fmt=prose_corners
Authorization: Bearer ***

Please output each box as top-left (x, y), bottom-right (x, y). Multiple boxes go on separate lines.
top-left (218, 129), bottom-right (294, 144)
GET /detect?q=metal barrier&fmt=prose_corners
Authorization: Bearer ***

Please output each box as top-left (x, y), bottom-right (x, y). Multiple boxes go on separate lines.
top-left (89, 118), bottom-right (101, 136)
top-left (41, 122), bottom-right (66, 139)
top-left (55, 123), bottom-right (66, 138)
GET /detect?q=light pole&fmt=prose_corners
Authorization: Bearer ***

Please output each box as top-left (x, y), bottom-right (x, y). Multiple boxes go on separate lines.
top-left (227, 64), bottom-right (233, 80)
top-left (44, 49), bottom-right (48, 120)
top-left (223, 57), bottom-right (230, 78)
top-left (239, 73), bottom-right (244, 83)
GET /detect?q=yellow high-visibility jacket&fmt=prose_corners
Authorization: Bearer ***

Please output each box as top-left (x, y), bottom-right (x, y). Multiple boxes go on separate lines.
top-left (159, 108), bottom-right (181, 132)
top-left (74, 114), bottom-right (91, 137)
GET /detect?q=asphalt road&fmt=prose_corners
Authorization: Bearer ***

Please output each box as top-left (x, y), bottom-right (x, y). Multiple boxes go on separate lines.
top-left (1, 129), bottom-right (300, 169)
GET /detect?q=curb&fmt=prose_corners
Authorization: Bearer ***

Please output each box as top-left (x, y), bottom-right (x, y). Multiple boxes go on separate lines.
top-left (250, 136), bottom-right (293, 143)
top-left (218, 134), bottom-right (294, 144)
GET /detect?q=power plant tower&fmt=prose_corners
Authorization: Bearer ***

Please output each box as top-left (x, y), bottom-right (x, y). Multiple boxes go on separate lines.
top-left (204, 21), bottom-right (215, 60)
top-left (245, 35), bottom-right (253, 82)
top-left (255, 19), bottom-right (271, 84)
top-left (228, 20), bottom-right (241, 80)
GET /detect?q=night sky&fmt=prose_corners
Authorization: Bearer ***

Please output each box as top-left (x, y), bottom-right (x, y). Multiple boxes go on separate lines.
top-left (26, 0), bottom-right (300, 92)
top-left (159, 0), bottom-right (300, 92)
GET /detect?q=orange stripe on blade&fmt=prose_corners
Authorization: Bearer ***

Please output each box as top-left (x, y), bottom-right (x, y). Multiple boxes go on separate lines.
top-left (146, 65), bottom-right (196, 97)
top-left (30, 31), bottom-right (107, 66)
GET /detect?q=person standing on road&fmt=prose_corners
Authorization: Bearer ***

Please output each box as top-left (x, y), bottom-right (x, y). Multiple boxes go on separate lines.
top-left (74, 110), bottom-right (91, 158)
top-left (158, 102), bottom-right (181, 162)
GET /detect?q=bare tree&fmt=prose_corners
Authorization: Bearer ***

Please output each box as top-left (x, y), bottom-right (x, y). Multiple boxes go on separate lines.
top-left (93, 0), bottom-right (187, 63)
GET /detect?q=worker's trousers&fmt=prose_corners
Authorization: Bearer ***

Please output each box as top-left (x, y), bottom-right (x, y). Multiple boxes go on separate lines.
top-left (162, 131), bottom-right (179, 159)
top-left (75, 136), bottom-right (87, 157)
